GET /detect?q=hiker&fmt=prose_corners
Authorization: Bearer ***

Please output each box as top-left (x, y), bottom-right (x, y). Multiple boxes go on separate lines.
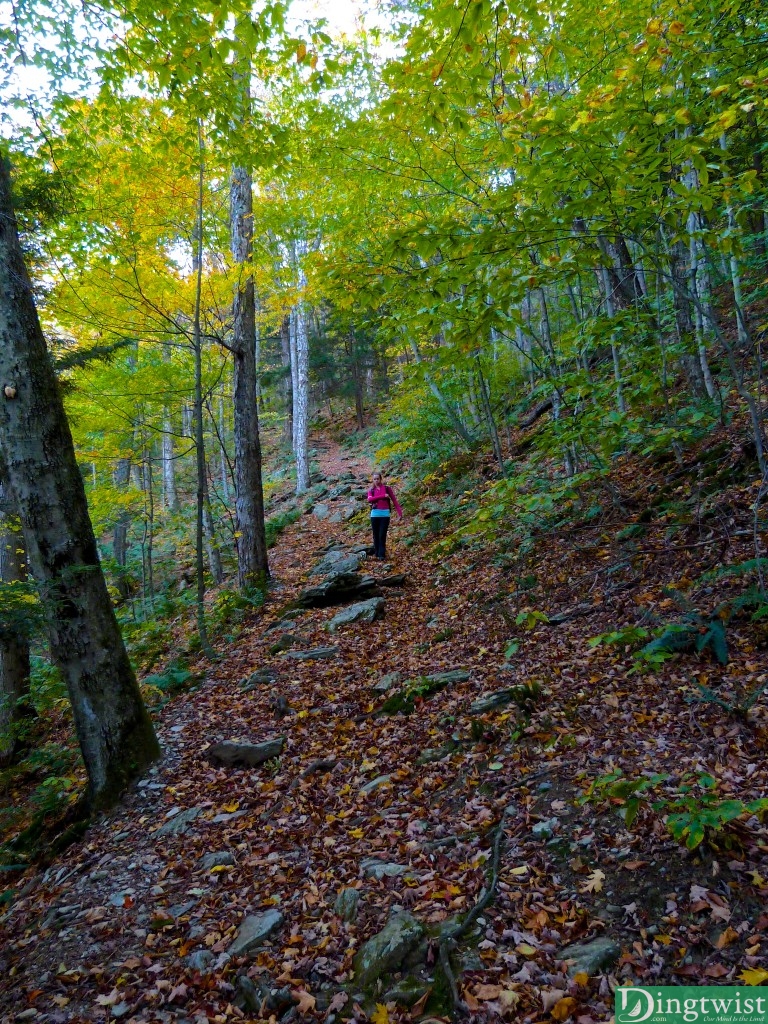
top-left (367, 471), bottom-right (403, 560)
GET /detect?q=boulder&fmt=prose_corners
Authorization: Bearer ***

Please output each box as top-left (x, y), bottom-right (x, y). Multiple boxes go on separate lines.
top-left (229, 909), bottom-right (284, 956)
top-left (207, 737), bottom-right (285, 768)
top-left (298, 572), bottom-right (380, 609)
top-left (559, 937), bottom-right (621, 977)
top-left (327, 598), bottom-right (385, 633)
top-left (186, 950), bottom-right (215, 973)
top-left (309, 551), bottom-right (360, 577)
top-left (329, 484), bottom-right (352, 499)
top-left (313, 503), bottom-right (331, 520)
top-left (352, 913), bottom-right (424, 988)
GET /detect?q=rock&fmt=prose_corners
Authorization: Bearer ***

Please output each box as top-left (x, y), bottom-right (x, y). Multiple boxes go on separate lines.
top-left (334, 887), bottom-right (361, 922)
top-left (327, 597), bottom-right (385, 633)
top-left (229, 909), bottom-right (285, 956)
top-left (559, 937), bottom-right (621, 977)
top-left (379, 574), bottom-right (406, 587)
top-left (241, 669), bottom-right (277, 692)
top-left (361, 858), bottom-right (409, 880)
top-left (360, 774), bottom-right (391, 795)
top-left (168, 900), bottom-right (197, 919)
top-left (298, 572), bottom-right (380, 609)
top-left (285, 646), bottom-right (339, 661)
top-left (352, 913), bottom-right (424, 988)
top-left (108, 890), bottom-right (134, 908)
top-left (373, 672), bottom-right (401, 694)
top-left (207, 737), bottom-right (285, 768)
top-left (383, 978), bottom-right (432, 1007)
top-left (199, 851), bottom-right (235, 871)
top-left (186, 950), bottom-right (215, 973)
top-left (416, 742), bottom-right (457, 765)
top-left (341, 505), bottom-right (357, 521)
top-left (313, 503), bottom-right (331, 520)
top-left (532, 817), bottom-right (559, 839)
top-left (329, 484), bottom-right (352, 499)
top-left (268, 633), bottom-right (298, 655)
top-left (469, 688), bottom-right (519, 714)
top-left (329, 512), bottom-right (343, 523)
top-left (310, 551), bottom-right (360, 578)
top-left (155, 807), bottom-right (202, 837)
top-left (425, 668), bottom-right (470, 686)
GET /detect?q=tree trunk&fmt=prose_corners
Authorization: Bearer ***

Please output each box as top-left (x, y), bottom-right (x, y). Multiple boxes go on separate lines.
top-left (280, 313), bottom-right (293, 443)
top-left (230, 162), bottom-right (269, 588)
top-left (0, 480), bottom-right (30, 767)
top-left (112, 456), bottom-right (132, 601)
top-left (0, 154), bottom-right (159, 808)
top-left (292, 267), bottom-right (310, 495)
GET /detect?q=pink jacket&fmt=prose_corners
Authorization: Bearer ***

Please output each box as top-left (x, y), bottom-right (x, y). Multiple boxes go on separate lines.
top-left (367, 483), bottom-right (403, 518)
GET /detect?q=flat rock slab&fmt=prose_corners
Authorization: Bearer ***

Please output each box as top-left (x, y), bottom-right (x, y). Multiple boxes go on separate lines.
top-left (425, 668), bottom-right (471, 686)
top-left (327, 597), bottom-right (385, 633)
top-left (207, 737), bottom-right (285, 768)
top-left (298, 572), bottom-right (379, 609)
top-left (353, 913), bottom-right (424, 988)
top-left (361, 858), bottom-right (411, 880)
top-left (469, 687), bottom-right (519, 714)
top-left (229, 909), bottom-right (285, 956)
top-left (379, 573), bottom-right (407, 587)
top-left (155, 807), bottom-right (202, 837)
top-left (310, 551), bottom-right (361, 578)
top-left (559, 937), bottom-right (621, 977)
top-left (285, 646), bottom-right (339, 661)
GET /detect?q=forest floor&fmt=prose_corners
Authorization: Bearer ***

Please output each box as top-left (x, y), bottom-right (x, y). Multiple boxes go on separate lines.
top-left (3, 427), bottom-right (768, 1024)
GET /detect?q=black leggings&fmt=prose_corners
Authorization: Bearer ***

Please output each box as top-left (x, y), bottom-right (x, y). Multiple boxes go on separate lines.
top-left (371, 516), bottom-right (390, 559)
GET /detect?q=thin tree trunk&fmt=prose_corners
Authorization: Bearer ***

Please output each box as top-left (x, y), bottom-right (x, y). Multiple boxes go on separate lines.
top-left (475, 356), bottom-right (504, 474)
top-left (0, 153), bottom-right (159, 808)
top-left (280, 313), bottom-right (293, 443)
top-left (293, 291), bottom-right (310, 495)
top-left (0, 480), bottom-right (30, 768)
top-left (192, 125), bottom-right (214, 657)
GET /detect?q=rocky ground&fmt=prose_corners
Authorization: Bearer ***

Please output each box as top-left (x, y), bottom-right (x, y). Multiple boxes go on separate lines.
top-left (2, 433), bottom-right (768, 1023)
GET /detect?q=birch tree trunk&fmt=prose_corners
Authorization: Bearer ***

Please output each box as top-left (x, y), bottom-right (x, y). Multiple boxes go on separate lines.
top-left (293, 292), bottom-right (310, 495)
top-left (0, 155), bottom-right (159, 808)
top-left (280, 313), bottom-right (293, 443)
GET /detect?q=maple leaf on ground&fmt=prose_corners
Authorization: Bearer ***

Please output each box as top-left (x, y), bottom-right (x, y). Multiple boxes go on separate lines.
top-left (371, 1002), bottom-right (389, 1024)
top-left (580, 869), bottom-right (605, 893)
top-left (740, 968), bottom-right (768, 985)
top-left (292, 989), bottom-right (316, 1014)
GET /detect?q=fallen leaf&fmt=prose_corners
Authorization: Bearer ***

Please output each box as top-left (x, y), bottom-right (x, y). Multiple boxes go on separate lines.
top-left (580, 868), bottom-right (605, 893)
top-left (715, 926), bottom-right (739, 949)
top-left (371, 1003), bottom-right (389, 1024)
top-left (551, 996), bottom-right (578, 1021)
top-left (292, 989), bottom-right (316, 1014)
top-left (740, 968), bottom-right (768, 985)
top-left (328, 992), bottom-right (348, 1013)
top-left (475, 984), bottom-right (502, 1000)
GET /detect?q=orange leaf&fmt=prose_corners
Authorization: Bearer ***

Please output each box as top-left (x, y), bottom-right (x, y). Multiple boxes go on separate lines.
top-left (551, 996), bottom-right (578, 1021)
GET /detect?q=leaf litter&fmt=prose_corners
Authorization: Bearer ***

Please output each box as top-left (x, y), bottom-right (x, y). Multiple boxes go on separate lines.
top-left (2, 430), bottom-right (768, 1022)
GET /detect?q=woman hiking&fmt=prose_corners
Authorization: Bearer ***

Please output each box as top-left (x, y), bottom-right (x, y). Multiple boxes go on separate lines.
top-left (367, 471), bottom-right (403, 561)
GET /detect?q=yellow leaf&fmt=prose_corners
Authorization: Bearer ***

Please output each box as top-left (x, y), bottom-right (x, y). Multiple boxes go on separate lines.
top-left (349, 827), bottom-right (364, 839)
top-left (580, 868), bottom-right (605, 893)
top-left (551, 996), bottom-right (578, 1021)
top-left (371, 1003), bottom-right (389, 1024)
top-left (210, 865), bottom-right (230, 874)
top-left (740, 968), bottom-right (768, 985)
top-left (573, 972), bottom-right (589, 986)
top-left (675, 107), bottom-right (691, 124)
top-left (716, 926), bottom-right (739, 949)
top-left (510, 866), bottom-right (528, 875)
top-left (296, 42), bottom-right (307, 62)
top-left (646, 18), bottom-right (663, 34)
top-left (222, 802), bottom-right (239, 813)
top-left (515, 943), bottom-right (537, 956)
top-left (668, 20), bottom-right (684, 34)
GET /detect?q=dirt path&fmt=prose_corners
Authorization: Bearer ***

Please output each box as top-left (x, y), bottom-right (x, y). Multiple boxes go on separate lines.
top-left (4, 436), bottom-right (768, 1022)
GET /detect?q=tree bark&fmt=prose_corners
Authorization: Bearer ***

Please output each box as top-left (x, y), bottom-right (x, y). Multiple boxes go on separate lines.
top-left (0, 480), bottom-right (30, 767)
top-left (0, 154), bottom-right (159, 808)
top-left (230, 162), bottom-right (269, 588)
